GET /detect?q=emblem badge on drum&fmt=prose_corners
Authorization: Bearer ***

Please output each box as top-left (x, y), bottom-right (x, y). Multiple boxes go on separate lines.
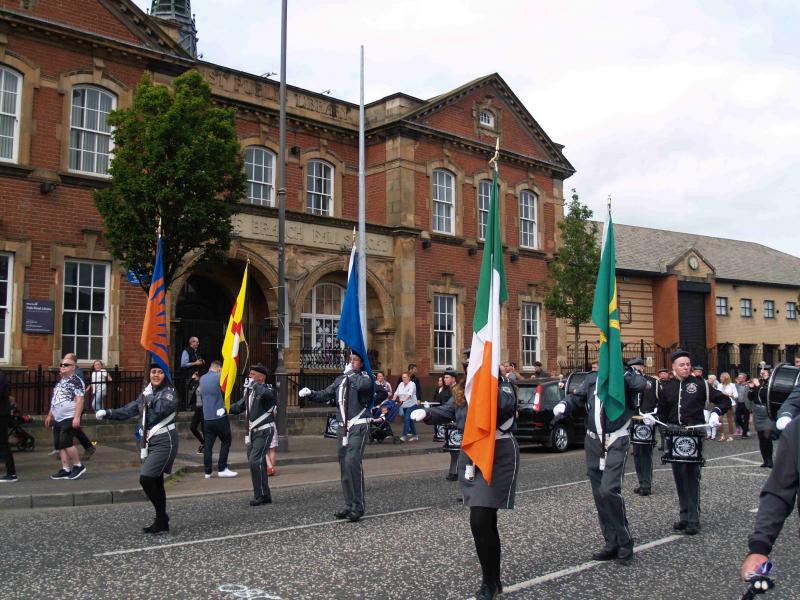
top-left (634, 424), bottom-right (652, 441)
top-left (673, 435), bottom-right (697, 458)
top-left (686, 383), bottom-right (698, 394)
top-left (451, 430), bottom-right (463, 445)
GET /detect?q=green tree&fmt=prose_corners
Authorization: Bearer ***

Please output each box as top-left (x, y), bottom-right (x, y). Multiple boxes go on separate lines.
top-left (544, 189), bottom-right (601, 370)
top-left (95, 70), bottom-right (246, 294)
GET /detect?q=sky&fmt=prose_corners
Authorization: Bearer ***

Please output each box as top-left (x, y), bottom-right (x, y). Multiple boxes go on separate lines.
top-left (135, 0), bottom-right (800, 257)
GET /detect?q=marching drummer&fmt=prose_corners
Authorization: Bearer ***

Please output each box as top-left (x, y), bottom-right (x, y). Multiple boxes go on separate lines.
top-left (648, 349), bottom-right (731, 535)
top-left (627, 358), bottom-right (658, 497)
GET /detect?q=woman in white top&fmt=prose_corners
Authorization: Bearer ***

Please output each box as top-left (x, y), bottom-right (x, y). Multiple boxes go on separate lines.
top-left (717, 372), bottom-right (738, 442)
top-left (88, 360), bottom-right (112, 412)
top-left (393, 372), bottom-right (419, 441)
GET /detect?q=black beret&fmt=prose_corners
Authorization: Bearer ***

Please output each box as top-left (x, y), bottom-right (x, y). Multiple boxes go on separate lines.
top-left (443, 367), bottom-right (457, 377)
top-left (148, 362), bottom-right (164, 372)
top-left (627, 357), bottom-right (645, 367)
top-left (692, 365), bottom-right (704, 371)
top-left (248, 363), bottom-right (269, 376)
top-left (349, 349), bottom-right (364, 361)
top-left (670, 349), bottom-right (691, 363)
top-left (657, 368), bottom-right (669, 374)
top-left (762, 364), bottom-right (773, 371)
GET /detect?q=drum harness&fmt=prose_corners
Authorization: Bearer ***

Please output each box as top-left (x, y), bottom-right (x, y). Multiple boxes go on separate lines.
top-left (338, 375), bottom-right (369, 448)
top-left (244, 384), bottom-right (276, 445)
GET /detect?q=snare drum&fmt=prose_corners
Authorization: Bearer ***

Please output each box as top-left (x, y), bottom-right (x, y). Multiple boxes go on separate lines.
top-left (323, 413), bottom-right (339, 439)
top-left (433, 423), bottom-right (446, 442)
top-left (661, 427), bottom-right (705, 465)
top-left (767, 363), bottom-right (800, 420)
top-left (443, 424), bottom-right (462, 451)
top-left (629, 419), bottom-right (657, 445)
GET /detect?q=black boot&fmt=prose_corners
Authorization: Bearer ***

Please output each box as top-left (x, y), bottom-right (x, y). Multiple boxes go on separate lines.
top-left (143, 514), bottom-right (169, 534)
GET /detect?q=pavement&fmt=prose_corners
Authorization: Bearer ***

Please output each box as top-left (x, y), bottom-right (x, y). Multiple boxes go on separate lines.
top-left (0, 424), bottom-right (452, 510)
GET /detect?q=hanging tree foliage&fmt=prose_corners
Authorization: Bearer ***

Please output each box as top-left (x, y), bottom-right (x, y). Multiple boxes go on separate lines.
top-left (95, 70), bottom-right (247, 294)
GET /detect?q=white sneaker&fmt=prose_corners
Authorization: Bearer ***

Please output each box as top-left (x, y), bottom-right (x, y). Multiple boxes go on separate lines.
top-left (218, 468), bottom-right (238, 478)
top-left (204, 474), bottom-right (212, 479)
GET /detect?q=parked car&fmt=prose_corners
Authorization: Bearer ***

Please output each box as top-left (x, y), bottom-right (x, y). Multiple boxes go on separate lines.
top-left (515, 372), bottom-right (589, 452)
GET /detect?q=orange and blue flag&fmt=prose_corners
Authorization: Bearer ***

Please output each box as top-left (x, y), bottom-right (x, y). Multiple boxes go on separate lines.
top-left (140, 235), bottom-right (171, 381)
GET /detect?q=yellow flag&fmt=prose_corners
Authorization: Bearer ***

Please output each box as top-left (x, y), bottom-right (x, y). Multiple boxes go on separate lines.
top-left (220, 265), bottom-right (248, 409)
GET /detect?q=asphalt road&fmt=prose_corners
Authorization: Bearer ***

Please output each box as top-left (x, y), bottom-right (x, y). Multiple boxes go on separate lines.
top-left (1, 436), bottom-right (797, 600)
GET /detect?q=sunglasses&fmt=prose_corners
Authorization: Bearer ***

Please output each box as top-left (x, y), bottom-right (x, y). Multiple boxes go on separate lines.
top-left (60, 362), bottom-right (75, 367)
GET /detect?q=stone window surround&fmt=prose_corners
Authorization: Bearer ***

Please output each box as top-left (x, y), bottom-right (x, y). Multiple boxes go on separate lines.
top-left (0, 64), bottom-right (22, 163)
top-left (298, 145), bottom-right (344, 218)
top-left (426, 158), bottom-right (464, 238)
top-left (0, 41), bottom-right (41, 167)
top-left (516, 287), bottom-right (548, 373)
top-left (241, 136), bottom-right (278, 206)
top-left (469, 170), bottom-right (507, 244)
top-left (511, 180), bottom-right (543, 251)
top-left (427, 275), bottom-right (466, 372)
top-left (472, 97), bottom-right (502, 136)
top-left (0, 240), bottom-right (30, 366)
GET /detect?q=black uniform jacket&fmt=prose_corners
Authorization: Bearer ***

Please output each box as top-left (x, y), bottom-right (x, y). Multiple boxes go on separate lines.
top-left (564, 369), bottom-right (647, 434)
top-left (309, 371), bottom-right (373, 422)
top-left (107, 385), bottom-right (178, 428)
top-left (229, 382), bottom-right (276, 425)
top-left (425, 380), bottom-right (516, 433)
top-left (656, 376), bottom-right (731, 426)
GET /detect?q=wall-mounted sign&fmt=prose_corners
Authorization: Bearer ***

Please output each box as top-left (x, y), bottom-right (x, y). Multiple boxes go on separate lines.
top-left (23, 300), bottom-right (55, 334)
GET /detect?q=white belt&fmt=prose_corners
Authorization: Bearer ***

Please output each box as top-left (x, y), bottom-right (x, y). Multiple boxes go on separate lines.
top-left (252, 422), bottom-right (275, 433)
top-left (345, 418), bottom-right (370, 427)
top-left (149, 423), bottom-right (176, 438)
top-left (586, 420), bottom-right (630, 447)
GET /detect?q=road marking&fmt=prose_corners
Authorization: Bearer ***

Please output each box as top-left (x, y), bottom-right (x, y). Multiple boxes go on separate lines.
top-left (749, 507), bottom-right (759, 513)
top-left (725, 456), bottom-right (764, 465)
top-left (93, 506), bottom-right (431, 558)
top-left (469, 535), bottom-right (684, 598)
top-left (218, 583), bottom-right (282, 599)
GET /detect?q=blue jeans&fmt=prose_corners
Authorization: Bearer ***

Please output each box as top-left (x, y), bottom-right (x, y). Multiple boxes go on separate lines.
top-left (402, 406), bottom-right (417, 437)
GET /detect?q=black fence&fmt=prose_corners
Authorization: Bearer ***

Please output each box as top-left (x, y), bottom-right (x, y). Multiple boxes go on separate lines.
top-left (300, 347), bottom-right (380, 371)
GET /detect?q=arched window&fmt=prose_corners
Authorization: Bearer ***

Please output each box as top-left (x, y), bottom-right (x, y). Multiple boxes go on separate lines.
top-left (519, 190), bottom-right (538, 249)
top-left (477, 179), bottom-right (492, 240)
top-left (301, 283), bottom-right (344, 349)
top-left (306, 160), bottom-right (334, 216)
top-left (479, 109), bottom-right (495, 128)
top-left (245, 146), bottom-right (275, 206)
top-left (0, 66), bottom-right (21, 163)
top-left (432, 168), bottom-right (455, 235)
top-left (69, 86), bottom-right (116, 175)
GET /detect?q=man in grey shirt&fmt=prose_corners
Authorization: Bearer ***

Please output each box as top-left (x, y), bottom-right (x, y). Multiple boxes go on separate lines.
top-left (197, 361), bottom-right (237, 479)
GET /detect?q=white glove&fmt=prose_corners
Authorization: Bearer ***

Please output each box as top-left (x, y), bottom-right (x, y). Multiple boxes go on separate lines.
top-left (299, 387), bottom-right (312, 398)
top-left (552, 402), bottom-right (566, 417)
top-left (95, 409), bottom-right (107, 420)
top-left (776, 416), bottom-right (792, 431)
top-left (142, 383), bottom-right (153, 397)
top-left (643, 414), bottom-right (656, 426)
top-left (216, 408), bottom-right (226, 417)
top-left (708, 412), bottom-right (720, 428)
top-left (423, 401), bottom-right (430, 408)
top-left (410, 408), bottom-right (427, 422)
top-left (343, 363), bottom-right (353, 375)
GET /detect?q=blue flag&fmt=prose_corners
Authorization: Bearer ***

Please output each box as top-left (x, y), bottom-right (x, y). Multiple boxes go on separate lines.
top-left (140, 235), bottom-right (172, 382)
top-left (337, 243), bottom-right (374, 403)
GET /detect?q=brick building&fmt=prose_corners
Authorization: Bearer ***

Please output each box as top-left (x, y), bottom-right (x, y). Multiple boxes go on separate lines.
top-left (565, 223), bottom-right (800, 376)
top-left (0, 0), bottom-right (575, 394)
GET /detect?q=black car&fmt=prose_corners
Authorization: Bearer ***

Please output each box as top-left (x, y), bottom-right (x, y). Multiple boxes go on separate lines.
top-left (515, 372), bottom-right (589, 452)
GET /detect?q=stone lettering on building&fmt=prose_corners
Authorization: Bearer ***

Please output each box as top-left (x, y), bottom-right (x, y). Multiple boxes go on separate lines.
top-left (231, 214), bottom-right (392, 257)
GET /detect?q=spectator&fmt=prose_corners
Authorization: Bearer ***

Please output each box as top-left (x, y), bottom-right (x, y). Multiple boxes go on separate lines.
top-left (374, 371), bottom-right (392, 406)
top-left (44, 355), bottom-right (87, 480)
top-left (181, 336), bottom-right (206, 453)
top-left (64, 353), bottom-right (96, 461)
top-left (432, 376), bottom-right (446, 405)
top-left (531, 361), bottom-right (550, 378)
top-left (734, 372), bottom-right (751, 438)
top-left (692, 365), bottom-right (704, 378)
top-left (717, 372), bottom-right (737, 442)
top-left (748, 367), bottom-right (775, 468)
top-left (507, 362), bottom-right (519, 383)
top-left (87, 359), bottom-right (112, 412)
top-left (198, 361), bottom-right (238, 479)
top-left (0, 370), bottom-right (16, 482)
top-left (407, 363), bottom-right (423, 404)
top-left (393, 372), bottom-right (419, 442)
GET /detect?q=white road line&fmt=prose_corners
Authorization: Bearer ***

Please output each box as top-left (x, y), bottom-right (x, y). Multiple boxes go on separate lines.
top-left (466, 535), bottom-right (684, 599)
top-left (93, 506), bottom-right (431, 558)
top-left (517, 479), bottom-right (588, 495)
top-left (725, 456), bottom-right (763, 466)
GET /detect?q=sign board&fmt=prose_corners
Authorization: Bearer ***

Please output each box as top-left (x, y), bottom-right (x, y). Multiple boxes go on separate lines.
top-left (23, 300), bottom-right (55, 334)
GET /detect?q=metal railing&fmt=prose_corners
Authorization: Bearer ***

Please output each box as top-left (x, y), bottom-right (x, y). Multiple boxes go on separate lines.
top-left (299, 347), bottom-right (379, 371)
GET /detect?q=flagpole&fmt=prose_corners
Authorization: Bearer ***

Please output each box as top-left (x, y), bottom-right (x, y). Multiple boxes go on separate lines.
top-left (358, 45), bottom-right (367, 342)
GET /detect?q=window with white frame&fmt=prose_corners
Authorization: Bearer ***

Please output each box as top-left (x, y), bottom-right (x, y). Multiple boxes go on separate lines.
top-left (521, 302), bottom-right (541, 367)
top-left (0, 66), bottom-right (21, 163)
top-left (301, 283), bottom-right (344, 349)
top-left (764, 300), bottom-right (775, 319)
top-left (306, 160), bottom-right (333, 216)
top-left (62, 260), bottom-right (109, 361)
top-left (433, 294), bottom-right (456, 368)
top-left (519, 190), bottom-right (538, 248)
top-left (479, 110), bottom-right (495, 128)
top-left (245, 146), bottom-right (275, 206)
top-left (0, 253), bottom-right (12, 362)
top-left (432, 169), bottom-right (455, 235)
top-left (787, 302), bottom-right (797, 320)
top-left (741, 298), bottom-right (752, 318)
top-left (715, 296), bottom-right (728, 316)
top-left (478, 179), bottom-right (491, 240)
top-left (69, 86), bottom-right (115, 175)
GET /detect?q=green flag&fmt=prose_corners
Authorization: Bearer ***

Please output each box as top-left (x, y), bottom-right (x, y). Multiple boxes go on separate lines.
top-left (591, 211), bottom-right (625, 421)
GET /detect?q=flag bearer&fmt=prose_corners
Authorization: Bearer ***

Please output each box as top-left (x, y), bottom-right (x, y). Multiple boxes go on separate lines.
top-left (299, 351), bottom-right (372, 522)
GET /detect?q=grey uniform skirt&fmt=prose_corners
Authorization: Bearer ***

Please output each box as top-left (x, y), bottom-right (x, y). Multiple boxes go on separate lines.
top-left (141, 429), bottom-right (179, 478)
top-left (458, 436), bottom-right (519, 509)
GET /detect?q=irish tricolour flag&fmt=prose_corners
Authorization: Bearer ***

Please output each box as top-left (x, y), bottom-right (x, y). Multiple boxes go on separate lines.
top-left (462, 149), bottom-right (508, 485)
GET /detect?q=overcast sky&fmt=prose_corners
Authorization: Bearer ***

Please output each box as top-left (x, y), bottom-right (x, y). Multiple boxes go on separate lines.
top-left (135, 0), bottom-right (800, 257)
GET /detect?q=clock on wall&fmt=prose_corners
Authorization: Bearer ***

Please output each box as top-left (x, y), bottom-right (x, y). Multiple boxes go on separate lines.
top-left (688, 255), bottom-right (699, 270)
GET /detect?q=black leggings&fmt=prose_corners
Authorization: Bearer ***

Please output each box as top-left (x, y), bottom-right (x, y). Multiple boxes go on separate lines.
top-left (470, 506), bottom-right (501, 587)
top-left (140, 475), bottom-right (168, 521)
top-left (757, 431), bottom-right (773, 464)
top-left (190, 406), bottom-right (204, 445)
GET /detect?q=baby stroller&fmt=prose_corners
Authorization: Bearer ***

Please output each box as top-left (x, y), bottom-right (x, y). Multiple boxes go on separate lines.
top-left (369, 400), bottom-right (399, 444)
top-left (8, 410), bottom-right (35, 451)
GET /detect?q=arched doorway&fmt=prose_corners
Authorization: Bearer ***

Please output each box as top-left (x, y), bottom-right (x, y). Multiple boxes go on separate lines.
top-left (172, 261), bottom-right (276, 377)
